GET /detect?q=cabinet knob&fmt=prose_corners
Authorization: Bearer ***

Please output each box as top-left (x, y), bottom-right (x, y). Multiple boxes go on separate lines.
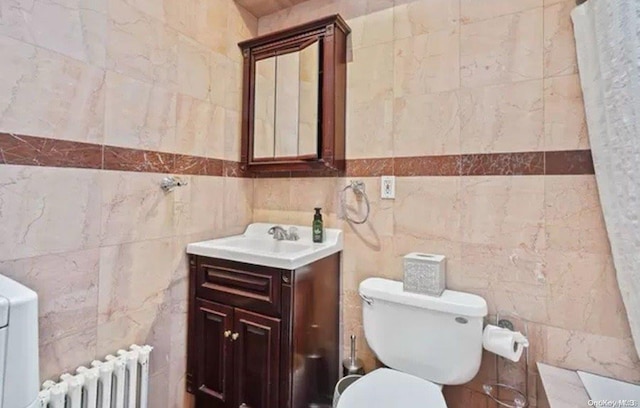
top-left (231, 332), bottom-right (240, 341)
top-left (239, 404), bottom-right (249, 408)
top-left (223, 330), bottom-right (232, 338)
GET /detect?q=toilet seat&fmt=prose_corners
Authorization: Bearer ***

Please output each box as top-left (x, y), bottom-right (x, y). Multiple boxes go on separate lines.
top-left (337, 368), bottom-right (448, 408)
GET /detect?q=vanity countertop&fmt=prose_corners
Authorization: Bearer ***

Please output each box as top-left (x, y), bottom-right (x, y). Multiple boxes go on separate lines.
top-left (186, 223), bottom-right (343, 270)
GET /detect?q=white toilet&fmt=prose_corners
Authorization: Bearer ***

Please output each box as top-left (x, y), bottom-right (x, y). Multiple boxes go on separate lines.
top-left (337, 277), bottom-right (488, 407)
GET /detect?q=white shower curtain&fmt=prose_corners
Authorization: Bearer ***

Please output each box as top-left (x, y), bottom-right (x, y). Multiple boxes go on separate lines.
top-left (572, 0), bottom-right (640, 358)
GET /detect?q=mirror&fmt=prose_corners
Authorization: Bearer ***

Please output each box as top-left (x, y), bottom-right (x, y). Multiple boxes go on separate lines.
top-left (253, 41), bottom-right (320, 160)
top-left (239, 15), bottom-right (350, 174)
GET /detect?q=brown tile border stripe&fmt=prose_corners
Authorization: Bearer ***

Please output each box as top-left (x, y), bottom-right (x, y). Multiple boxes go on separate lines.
top-left (545, 150), bottom-right (595, 175)
top-left (0, 133), bottom-right (102, 169)
top-left (0, 133), bottom-right (594, 177)
top-left (346, 158), bottom-right (394, 177)
top-left (103, 145), bottom-right (174, 173)
top-left (461, 152), bottom-right (545, 176)
top-left (346, 151), bottom-right (593, 177)
top-left (0, 132), bottom-right (251, 177)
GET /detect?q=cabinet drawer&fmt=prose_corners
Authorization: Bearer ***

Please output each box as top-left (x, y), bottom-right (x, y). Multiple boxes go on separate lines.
top-left (196, 257), bottom-right (282, 317)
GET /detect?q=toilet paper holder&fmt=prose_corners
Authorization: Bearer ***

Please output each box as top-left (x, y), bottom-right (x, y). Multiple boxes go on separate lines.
top-left (483, 314), bottom-right (530, 408)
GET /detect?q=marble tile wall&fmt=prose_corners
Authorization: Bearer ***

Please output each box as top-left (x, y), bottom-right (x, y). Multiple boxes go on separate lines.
top-left (0, 1), bottom-right (256, 407)
top-left (254, 1), bottom-right (640, 407)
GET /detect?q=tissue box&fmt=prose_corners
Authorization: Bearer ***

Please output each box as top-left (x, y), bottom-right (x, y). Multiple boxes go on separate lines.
top-left (403, 253), bottom-right (446, 296)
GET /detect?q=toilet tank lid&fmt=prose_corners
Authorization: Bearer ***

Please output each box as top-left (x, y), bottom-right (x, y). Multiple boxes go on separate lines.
top-left (359, 278), bottom-right (487, 317)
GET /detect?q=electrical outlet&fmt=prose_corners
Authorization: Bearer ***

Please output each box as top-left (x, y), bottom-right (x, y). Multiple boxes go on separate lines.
top-left (381, 176), bottom-right (395, 199)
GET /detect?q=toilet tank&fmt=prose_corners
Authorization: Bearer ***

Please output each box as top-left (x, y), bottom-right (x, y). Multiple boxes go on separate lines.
top-left (0, 274), bottom-right (39, 408)
top-left (359, 278), bottom-right (487, 385)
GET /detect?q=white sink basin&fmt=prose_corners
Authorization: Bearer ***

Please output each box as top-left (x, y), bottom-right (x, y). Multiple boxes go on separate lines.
top-left (187, 223), bottom-right (343, 270)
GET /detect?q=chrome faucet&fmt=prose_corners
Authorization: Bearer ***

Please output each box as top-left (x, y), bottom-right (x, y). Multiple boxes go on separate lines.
top-left (268, 226), bottom-right (300, 241)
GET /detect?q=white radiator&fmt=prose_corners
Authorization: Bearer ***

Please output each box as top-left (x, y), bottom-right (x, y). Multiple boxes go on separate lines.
top-left (38, 344), bottom-right (153, 408)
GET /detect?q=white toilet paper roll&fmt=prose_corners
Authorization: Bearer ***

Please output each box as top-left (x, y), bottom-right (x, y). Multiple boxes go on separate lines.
top-left (482, 324), bottom-right (529, 363)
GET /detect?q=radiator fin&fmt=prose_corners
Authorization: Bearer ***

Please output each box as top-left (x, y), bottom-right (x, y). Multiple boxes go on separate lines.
top-left (38, 344), bottom-right (153, 408)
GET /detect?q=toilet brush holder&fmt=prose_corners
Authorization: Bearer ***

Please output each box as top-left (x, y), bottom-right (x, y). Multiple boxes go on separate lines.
top-left (342, 335), bottom-right (364, 376)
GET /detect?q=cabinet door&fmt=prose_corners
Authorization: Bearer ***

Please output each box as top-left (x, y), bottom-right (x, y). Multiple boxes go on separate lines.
top-left (233, 308), bottom-right (281, 408)
top-left (194, 299), bottom-right (234, 408)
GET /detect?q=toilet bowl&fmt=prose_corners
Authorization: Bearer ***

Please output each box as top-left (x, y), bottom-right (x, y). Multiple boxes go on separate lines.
top-left (337, 368), bottom-right (446, 408)
top-left (337, 278), bottom-right (487, 407)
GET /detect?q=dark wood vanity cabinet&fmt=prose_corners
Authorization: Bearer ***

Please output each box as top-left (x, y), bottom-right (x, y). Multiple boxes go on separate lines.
top-left (187, 254), bottom-right (340, 408)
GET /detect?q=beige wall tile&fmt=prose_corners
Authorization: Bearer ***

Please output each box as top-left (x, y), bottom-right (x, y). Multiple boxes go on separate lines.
top-left (107, 0), bottom-right (178, 87)
top-left (39, 330), bottom-right (98, 381)
top-left (252, 209), bottom-right (293, 226)
top-left (223, 108), bottom-right (242, 161)
top-left (98, 238), bottom-right (176, 324)
top-left (346, 98), bottom-right (394, 159)
top-left (393, 92), bottom-right (460, 157)
top-left (342, 233), bottom-right (394, 292)
top-left (0, 166), bottom-right (101, 261)
top-left (177, 34), bottom-right (211, 101)
top-left (545, 175), bottom-right (611, 254)
top-left (175, 176), bottom-right (225, 236)
top-left (165, 0), bottom-right (230, 54)
top-left (544, 74), bottom-right (589, 150)
top-left (100, 171), bottom-right (176, 246)
top-left (394, 28), bottom-right (460, 97)
top-left (223, 177), bottom-right (254, 234)
top-left (545, 250), bottom-right (630, 338)
top-left (289, 178), bottom-right (339, 213)
top-left (544, 0), bottom-right (578, 77)
top-left (0, 249), bottom-right (100, 380)
top-left (0, 36), bottom-right (106, 144)
top-left (0, 0), bottom-right (107, 66)
top-left (0, 249), bottom-right (100, 346)
top-left (175, 94), bottom-right (225, 158)
top-left (461, 8), bottom-right (543, 88)
top-left (461, 176), bottom-right (545, 250)
top-left (394, 0), bottom-right (459, 40)
top-left (461, 0), bottom-right (541, 24)
top-left (349, 43), bottom-right (394, 106)
top-left (543, 326), bottom-right (640, 383)
top-left (104, 71), bottom-right (177, 151)
top-left (461, 243), bottom-right (546, 293)
top-left (395, 176), bottom-right (462, 243)
top-left (349, 4), bottom-right (394, 50)
top-left (460, 80), bottom-right (544, 153)
top-left (253, 177), bottom-right (292, 211)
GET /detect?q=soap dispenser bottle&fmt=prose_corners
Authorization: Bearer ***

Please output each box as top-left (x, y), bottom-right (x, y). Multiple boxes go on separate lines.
top-left (312, 207), bottom-right (324, 243)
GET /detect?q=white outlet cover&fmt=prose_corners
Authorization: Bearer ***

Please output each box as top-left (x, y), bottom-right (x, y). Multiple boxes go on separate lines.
top-left (381, 175), bottom-right (395, 199)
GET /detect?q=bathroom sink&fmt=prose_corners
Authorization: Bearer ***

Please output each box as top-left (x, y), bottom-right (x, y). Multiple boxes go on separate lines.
top-left (187, 223), bottom-right (343, 269)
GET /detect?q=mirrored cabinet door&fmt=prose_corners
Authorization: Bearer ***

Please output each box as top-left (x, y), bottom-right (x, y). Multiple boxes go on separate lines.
top-left (239, 15), bottom-right (350, 175)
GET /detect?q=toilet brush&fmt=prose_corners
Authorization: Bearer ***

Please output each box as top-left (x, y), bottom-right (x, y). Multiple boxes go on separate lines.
top-left (342, 335), bottom-right (365, 376)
